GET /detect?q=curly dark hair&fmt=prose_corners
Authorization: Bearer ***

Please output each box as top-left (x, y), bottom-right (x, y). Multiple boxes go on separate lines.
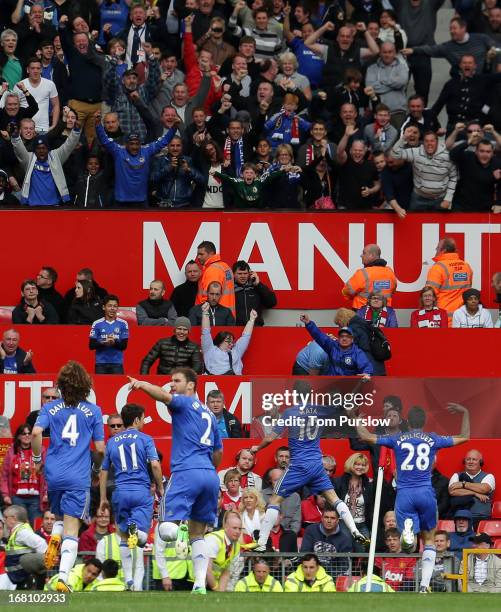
top-left (56, 361), bottom-right (93, 406)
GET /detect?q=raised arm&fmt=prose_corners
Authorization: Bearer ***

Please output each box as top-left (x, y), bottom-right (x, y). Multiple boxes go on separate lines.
top-left (304, 21), bottom-right (335, 56)
top-left (336, 124), bottom-right (357, 164)
top-left (242, 309), bottom-right (258, 336)
top-left (128, 376), bottom-right (173, 404)
top-left (448, 402), bottom-right (470, 445)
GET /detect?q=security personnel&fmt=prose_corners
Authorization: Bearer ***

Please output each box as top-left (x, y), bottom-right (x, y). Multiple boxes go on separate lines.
top-left (426, 237), bottom-right (473, 322)
top-left (45, 559), bottom-right (102, 591)
top-left (234, 558), bottom-right (283, 592)
top-left (96, 531), bottom-right (142, 585)
top-left (4, 505), bottom-right (47, 586)
top-left (153, 525), bottom-right (194, 591)
top-left (284, 554), bottom-right (336, 592)
top-left (343, 244), bottom-right (398, 308)
top-left (89, 560), bottom-right (125, 591)
top-left (205, 510), bottom-right (242, 592)
top-left (348, 562), bottom-right (395, 592)
top-left (195, 241), bottom-right (235, 317)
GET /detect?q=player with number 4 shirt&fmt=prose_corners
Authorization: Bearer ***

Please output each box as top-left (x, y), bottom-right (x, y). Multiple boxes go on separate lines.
top-left (356, 402), bottom-right (470, 593)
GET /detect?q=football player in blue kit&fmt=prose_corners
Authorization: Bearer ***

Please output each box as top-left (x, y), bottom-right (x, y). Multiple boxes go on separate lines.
top-left (250, 380), bottom-right (371, 552)
top-left (128, 367), bottom-right (223, 594)
top-left (357, 403), bottom-right (470, 592)
top-left (31, 361), bottom-right (105, 593)
top-left (99, 403), bottom-right (164, 590)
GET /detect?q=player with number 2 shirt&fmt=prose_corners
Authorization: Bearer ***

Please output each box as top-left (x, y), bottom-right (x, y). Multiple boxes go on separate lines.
top-left (357, 403), bottom-right (470, 593)
top-left (31, 361), bottom-right (105, 593)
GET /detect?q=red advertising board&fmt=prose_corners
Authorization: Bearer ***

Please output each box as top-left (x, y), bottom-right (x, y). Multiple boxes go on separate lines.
top-left (1, 211), bottom-right (500, 308)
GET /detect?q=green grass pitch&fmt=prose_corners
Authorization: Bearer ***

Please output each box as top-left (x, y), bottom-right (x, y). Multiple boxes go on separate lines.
top-left (6, 592), bottom-right (501, 612)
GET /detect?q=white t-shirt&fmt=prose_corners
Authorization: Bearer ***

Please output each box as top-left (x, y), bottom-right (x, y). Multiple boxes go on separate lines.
top-left (449, 472), bottom-right (496, 491)
top-left (204, 164), bottom-right (224, 208)
top-left (19, 77), bottom-right (58, 132)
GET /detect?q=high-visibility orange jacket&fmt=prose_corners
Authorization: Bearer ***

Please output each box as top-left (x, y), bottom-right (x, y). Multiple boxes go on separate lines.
top-left (342, 260), bottom-right (398, 308)
top-left (196, 254), bottom-right (235, 316)
top-left (426, 253), bottom-right (473, 320)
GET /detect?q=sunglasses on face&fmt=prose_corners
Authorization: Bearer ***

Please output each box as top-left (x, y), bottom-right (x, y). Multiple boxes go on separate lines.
top-left (109, 423), bottom-right (123, 429)
top-left (43, 395), bottom-right (58, 400)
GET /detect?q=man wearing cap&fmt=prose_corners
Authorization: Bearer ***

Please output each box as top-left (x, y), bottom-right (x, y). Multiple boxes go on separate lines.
top-left (95, 110), bottom-right (176, 207)
top-left (452, 289), bottom-right (494, 328)
top-left (459, 533), bottom-right (501, 592)
top-left (140, 317), bottom-right (203, 375)
top-left (136, 280), bottom-right (178, 326)
top-left (342, 244), bottom-right (398, 308)
top-left (11, 124), bottom-right (80, 206)
top-left (426, 237), bottom-right (473, 324)
top-left (300, 314), bottom-right (373, 378)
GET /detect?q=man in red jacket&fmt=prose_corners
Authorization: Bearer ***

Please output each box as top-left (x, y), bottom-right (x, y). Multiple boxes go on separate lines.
top-left (78, 507), bottom-right (115, 556)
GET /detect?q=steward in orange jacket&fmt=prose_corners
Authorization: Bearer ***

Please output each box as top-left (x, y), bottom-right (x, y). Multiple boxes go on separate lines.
top-left (196, 252), bottom-right (235, 316)
top-left (343, 253), bottom-right (397, 308)
top-left (426, 251), bottom-right (473, 321)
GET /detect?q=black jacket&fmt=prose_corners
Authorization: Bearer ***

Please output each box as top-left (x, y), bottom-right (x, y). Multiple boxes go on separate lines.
top-left (220, 408), bottom-right (243, 438)
top-left (432, 468), bottom-right (451, 519)
top-left (0, 93), bottom-right (39, 131)
top-left (234, 282), bottom-right (277, 326)
top-left (169, 280), bottom-right (198, 318)
top-left (140, 336), bottom-right (203, 375)
top-left (347, 314), bottom-right (387, 376)
top-left (188, 304), bottom-right (235, 327)
top-left (12, 299), bottom-right (59, 324)
top-left (333, 472), bottom-right (375, 526)
top-left (66, 299), bottom-right (103, 325)
top-left (0, 346), bottom-right (35, 374)
top-left (36, 286), bottom-right (65, 321)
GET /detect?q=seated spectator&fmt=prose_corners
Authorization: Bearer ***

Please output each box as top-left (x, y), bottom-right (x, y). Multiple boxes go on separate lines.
top-left (301, 315), bottom-right (373, 377)
top-left (431, 530), bottom-right (451, 592)
top-left (375, 528), bottom-right (417, 591)
top-left (89, 294), bottom-right (128, 374)
top-left (348, 559), bottom-right (395, 592)
top-left (221, 469), bottom-right (242, 512)
top-left (140, 317), bottom-right (203, 375)
top-left (262, 468), bottom-right (301, 537)
top-left (78, 506), bottom-right (114, 555)
top-left (300, 507), bottom-right (352, 577)
top-left (452, 289), bottom-right (494, 328)
top-left (12, 279), bottom-right (59, 324)
top-left (375, 510), bottom-right (398, 553)
top-left (169, 260), bottom-right (200, 318)
top-left (66, 279), bottom-right (103, 325)
top-left (284, 553), bottom-right (336, 592)
top-left (201, 304), bottom-right (257, 375)
top-left (88, 559), bottom-right (125, 591)
top-left (136, 280), bottom-right (177, 326)
top-left (189, 281), bottom-right (235, 326)
top-left (234, 558), bottom-right (283, 592)
top-left (363, 104), bottom-right (399, 153)
top-left (292, 340), bottom-right (329, 375)
top-left (301, 494), bottom-right (325, 528)
top-left (207, 389), bottom-right (243, 438)
top-left (239, 487), bottom-right (265, 543)
top-left (410, 286), bottom-right (448, 328)
top-left (459, 532), bottom-right (501, 592)
top-left (333, 453), bottom-right (374, 551)
top-left (356, 291), bottom-right (399, 328)
top-left (36, 510), bottom-right (55, 544)
top-left (63, 268), bottom-right (108, 310)
top-left (35, 266), bottom-right (64, 320)
top-left (0, 424), bottom-right (46, 524)
top-left (448, 449), bottom-right (495, 525)
top-left (449, 509), bottom-right (475, 561)
top-left (233, 260), bottom-right (277, 326)
top-left (219, 449), bottom-right (262, 491)
top-left (212, 162), bottom-right (285, 209)
top-left (0, 328), bottom-right (35, 374)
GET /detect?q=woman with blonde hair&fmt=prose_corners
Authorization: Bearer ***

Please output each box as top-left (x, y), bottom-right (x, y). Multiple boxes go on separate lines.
top-left (275, 51), bottom-right (312, 101)
top-left (239, 487), bottom-right (266, 543)
top-left (334, 453), bottom-right (374, 551)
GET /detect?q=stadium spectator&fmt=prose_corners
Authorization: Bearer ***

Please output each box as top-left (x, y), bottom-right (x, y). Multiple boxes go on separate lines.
top-left (220, 470), bottom-right (242, 513)
top-left (262, 468), bottom-right (301, 537)
top-left (25, 387), bottom-right (58, 435)
top-left (0, 328), bottom-right (35, 374)
top-left (459, 532), bottom-right (501, 592)
top-left (234, 558), bottom-right (283, 592)
top-left (89, 559), bottom-right (125, 591)
top-left (38, 39), bottom-right (68, 106)
top-left (34, 266), bottom-right (64, 320)
top-left (356, 292), bottom-right (399, 328)
top-left (452, 289), bottom-right (494, 328)
top-left (274, 447), bottom-right (291, 470)
top-left (12, 279), bottom-right (59, 324)
top-left (431, 530), bottom-right (451, 592)
top-left (189, 281), bottom-right (235, 326)
top-left (239, 487), bottom-right (265, 543)
top-left (169, 260), bottom-right (200, 318)
top-left (63, 268), bottom-right (108, 311)
top-left (0, 424), bottom-right (46, 524)
top-left (232, 260), bottom-right (277, 326)
top-left (410, 286), bottom-right (448, 328)
top-left (205, 510), bottom-right (242, 592)
top-left (292, 340), bottom-right (329, 375)
top-left (426, 237), bottom-right (473, 322)
top-left (35, 510), bottom-right (55, 544)
top-left (301, 494), bottom-right (325, 528)
top-left (348, 559), bottom-right (395, 592)
top-left (284, 553), bottom-right (336, 592)
top-left (375, 528), bottom-right (417, 591)
top-left (89, 294), bottom-right (128, 374)
top-left (363, 104), bottom-right (399, 152)
top-left (301, 154), bottom-right (337, 209)
top-left (448, 449), bottom-right (495, 525)
top-left (136, 280), bottom-right (177, 326)
top-left (449, 509), bottom-right (476, 561)
top-left (201, 303), bottom-right (257, 375)
top-left (0, 169), bottom-right (19, 207)
top-left (140, 317), bottom-right (203, 375)
top-left (78, 506), bottom-right (114, 555)
top-left (228, 4), bottom-right (284, 61)
top-left (219, 449), bottom-right (262, 491)
top-left (0, 81), bottom-right (39, 132)
top-left (3, 504), bottom-right (47, 588)
top-left (207, 389), bottom-right (243, 439)
top-left (399, 94), bottom-right (442, 138)
top-left (66, 279), bottom-right (102, 325)
top-left (0, 29), bottom-right (22, 90)
top-left (195, 241), bottom-right (235, 315)
top-left (15, 56), bottom-right (59, 133)
top-left (342, 243), bottom-right (397, 308)
top-left (213, 162), bottom-right (286, 209)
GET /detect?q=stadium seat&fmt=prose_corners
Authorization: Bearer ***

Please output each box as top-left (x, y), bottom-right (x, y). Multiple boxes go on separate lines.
top-left (491, 502), bottom-right (501, 519)
top-left (117, 308), bottom-right (138, 326)
top-left (493, 538), bottom-right (501, 550)
top-left (335, 576), bottom-right (352, 592)
top-left (477, 520), bottom-right (501, 538)
top-left (33, 517), bottom-right (42, 531)
top-left (437, 520), bottom-right (455, 532)
top-left (0, 307), bottom-right (13, 323)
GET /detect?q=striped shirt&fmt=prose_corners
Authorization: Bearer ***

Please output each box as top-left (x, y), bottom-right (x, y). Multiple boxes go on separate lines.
top-left (228, 17), bottom-right (283, 59)
top-left (391, 137), bottom-right (457, 201)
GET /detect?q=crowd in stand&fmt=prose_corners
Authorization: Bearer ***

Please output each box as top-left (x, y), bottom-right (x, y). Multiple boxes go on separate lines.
top-left (0, 0), bottom-right (499, 210)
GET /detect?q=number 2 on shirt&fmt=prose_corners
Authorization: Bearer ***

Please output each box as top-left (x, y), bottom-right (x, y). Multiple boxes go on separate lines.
top-left (401, 442), bottom-right (430, 471)
top-left (200, 412), bottom-right (212, 446)
top-left (61, 414), bottom-right (79, 447)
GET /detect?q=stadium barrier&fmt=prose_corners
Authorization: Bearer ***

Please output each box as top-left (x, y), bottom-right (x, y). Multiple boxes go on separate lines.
top-left (443, 548), bottom-right (501, 593)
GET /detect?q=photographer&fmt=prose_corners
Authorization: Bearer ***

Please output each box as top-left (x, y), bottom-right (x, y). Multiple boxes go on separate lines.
top-left (232, 260), bottom-right (277, 326)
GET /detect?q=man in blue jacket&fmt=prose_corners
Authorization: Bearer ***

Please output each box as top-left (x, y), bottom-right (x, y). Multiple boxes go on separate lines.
top-left (300, 314), bottom-right (373, 378)
top-left (0, 328), bottom-right (35, 374)
top-left (94, 110), bottom-right (177, 207)
top-left (449, 509), bottom-right (475, 561)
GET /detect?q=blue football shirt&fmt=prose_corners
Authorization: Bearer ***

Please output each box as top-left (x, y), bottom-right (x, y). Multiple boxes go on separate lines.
top-left (89, 317), bottom-right (129, 364)
top-left (376, 430), bottom-right (453, 489)
top-left (103, 429), bottom-right (158, 489)
top-left (35, 400), bottom-right (104, 490)
top-left (168, 394), bottom-right (222, 472)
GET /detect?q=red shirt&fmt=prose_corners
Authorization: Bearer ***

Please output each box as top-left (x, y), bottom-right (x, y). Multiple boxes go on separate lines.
top-left (221, 491), bottom-right (241, 512)
top-left (410, 307), bottom-right (448, 328)
top-left (300, 496), bottom-right (322, 526)
top-left (375, 556), bottom-right (417, 591)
